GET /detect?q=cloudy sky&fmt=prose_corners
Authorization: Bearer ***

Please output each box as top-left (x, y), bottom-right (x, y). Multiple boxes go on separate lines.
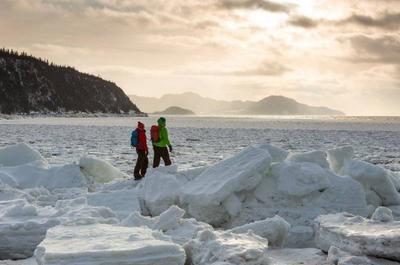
top-left (1, 0), bottom-right (400, 115)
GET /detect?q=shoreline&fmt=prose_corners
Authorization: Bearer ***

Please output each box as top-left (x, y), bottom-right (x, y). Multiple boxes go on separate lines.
top-left (0, 112), bottom-right (148, 120)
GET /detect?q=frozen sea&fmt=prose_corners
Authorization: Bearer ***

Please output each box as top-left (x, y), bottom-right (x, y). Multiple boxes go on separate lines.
top-left (1, 115), bottom-right (400, 175)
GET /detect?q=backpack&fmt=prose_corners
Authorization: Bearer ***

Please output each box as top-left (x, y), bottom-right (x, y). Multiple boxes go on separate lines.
top-left (131, 129), bottom-right (139, 147)
top-left (150, 125), bottom-right (160, 143)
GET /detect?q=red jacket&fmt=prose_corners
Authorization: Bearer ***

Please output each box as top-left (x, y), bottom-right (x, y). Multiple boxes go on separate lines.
top-left (136, 124), bottom-right (148, 152)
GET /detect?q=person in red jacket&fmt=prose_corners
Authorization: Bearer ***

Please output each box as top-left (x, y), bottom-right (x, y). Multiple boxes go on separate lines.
top-left (133, 122), bottom-right (148, 180)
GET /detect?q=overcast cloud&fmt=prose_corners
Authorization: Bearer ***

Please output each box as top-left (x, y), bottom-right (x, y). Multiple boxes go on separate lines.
top-left (0, 0), bottom-right (399, 115)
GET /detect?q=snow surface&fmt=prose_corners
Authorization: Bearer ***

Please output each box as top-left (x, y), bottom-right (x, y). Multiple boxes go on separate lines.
top-left (1, 141), bottom-right (400, 264)
top-left (371, 206), bottom-right (394, 222)
top-left (79, 157), bottom-right (129, 183)
top-left (184, 229), bottom-right (270, 265)
top-left (343, 159), bottom-right (400, 206)
top-left (229, 160), bottom-right (368, 246)
top-left (315, 211), bottom-right (400, 261)
top-left (3, 116), bottom-right (400, 173)
top-left (0, 199), bottom-right (60, 260)
top-left (327, 146), bottom-right (354, 174)
top-left (258, 144), bottom-right (288, 163)
top-left (277, 162), bottom-right (331, 196)
top-left (35, 224), bottom-right (186, 265)
top-left (327, 246), bottom-right (400, 265)
top-left (181, 146), bottom-right (272, 226)
top-left (229, 215), bottom-right (290, 248)
top-left (0, 143), bottom-right (44, 167)
top-left (182, 146), bottom-right (272, 207)
top-left (0, 258), bottom-right (36, 265)
top-left (86, 189), bottom-right (140, 220)
top-left (267, 248), bottom-right (327, 265)
top-left (121, 205), bottom-right (213, 246)
top-left (143, 170), bottom-right (182, 216)
top-left (0, 161), bottom-right (87, 190)
top-left (287, 150), bottom-right (330, 169)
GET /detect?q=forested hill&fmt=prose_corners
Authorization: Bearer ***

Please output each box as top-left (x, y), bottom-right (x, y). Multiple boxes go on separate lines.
top-left (0, 49), bottom-right (142, 115)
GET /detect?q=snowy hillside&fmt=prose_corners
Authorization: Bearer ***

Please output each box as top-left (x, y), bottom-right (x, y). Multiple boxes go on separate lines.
top-left (0, 49), bottom-right (143, 115)
top-left (1, 142), bottom-right (400, 264)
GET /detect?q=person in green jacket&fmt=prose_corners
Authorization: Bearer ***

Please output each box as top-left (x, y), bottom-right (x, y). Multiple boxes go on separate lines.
top-left (153, 117), bottom-right (172, 168)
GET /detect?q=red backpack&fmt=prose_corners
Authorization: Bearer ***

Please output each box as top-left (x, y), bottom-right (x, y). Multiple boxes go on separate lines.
top-left (150, 125), bottom-right (160, 143)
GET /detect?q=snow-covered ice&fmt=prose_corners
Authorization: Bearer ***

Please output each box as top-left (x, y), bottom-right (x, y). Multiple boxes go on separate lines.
top-left (326, 146), bottom-right (354, 174)
top-left (181, 146), bottom-right (272, 225)
top-left (184, 229), bottom-right (270, 265)
top-left (343, 159), bottom-right (400, 206)
top-left (227, 158), bottom-right (368, 246)
top-left (79, 157), bottom-right (129, 183)
top-left (229, 215), bottom-right (290, 248)
top-left (175, 144), bottom-right (372, 250)
top-left (1, 139), bottom-right (400, 264)
top-left (287, 150), bottom-right (330, 169)
top-left (0, 143), bottom-right (44, 167)
top-left (0, 200), bottom-right (60, 260)
top-left (371, 206), bottom-right (394, 222)
top-left (258, 144), bottom-right (288, 163)
top-left (0, 162), bottom-right (87, 190)
top-left (315, 211), bottom-right (400, 262)
top-left (121, 205), bottom-right (212, 245)
top-left (0, 258), bottom-right (36, 265)
top-left (87, 189), bottom-right (140, 220)
top-left (182, 146), bottom-right (272, 206)
top-left (35, 224), bottom-right (186, 265)
top-left (4, 116), bottom-right (400, 173)
top-left (267, 248), bottom-right (327, 265)
top-left (327, 246), bottom-right (400, 265)
top-left (276, 162), bottom-right (331, 196)
top-left (143, 170), bottom-right (182, 216)
top-left (0, 218), bottom-right (59, 260)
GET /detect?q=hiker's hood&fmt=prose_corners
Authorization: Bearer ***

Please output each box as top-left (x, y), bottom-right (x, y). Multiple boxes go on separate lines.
top-left (137, 121), bottom-right (145, 130)
top-left (157, 117), bottom-right (166, 126)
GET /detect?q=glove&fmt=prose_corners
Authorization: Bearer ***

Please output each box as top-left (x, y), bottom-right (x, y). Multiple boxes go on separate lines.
top-left (168, 145), bottom-right (173, 152)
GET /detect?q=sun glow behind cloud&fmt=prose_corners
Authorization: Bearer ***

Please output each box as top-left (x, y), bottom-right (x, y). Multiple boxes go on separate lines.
top-left (243, 10), bottom-right (287, 29)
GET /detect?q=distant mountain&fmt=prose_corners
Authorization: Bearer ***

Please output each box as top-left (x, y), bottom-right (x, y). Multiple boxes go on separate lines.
top-left (130, 92), bottom-right (344, 116)
top-left (243, 95), bottom-right (344, 115)
top-left (153, 106), bottom-right (195, 115)
top-left (0, 49), bottom-right (143, 115)
top-left (130, 92), bottom-right (252, 114)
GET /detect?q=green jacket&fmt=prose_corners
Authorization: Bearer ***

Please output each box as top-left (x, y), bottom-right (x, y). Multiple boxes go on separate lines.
top-left (154, 125), bottom-right (171, 148)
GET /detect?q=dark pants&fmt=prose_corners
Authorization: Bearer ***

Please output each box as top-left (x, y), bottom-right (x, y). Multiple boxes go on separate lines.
top-left (153, 146), bottom-right (172, 168)
top-left (134, 150), bottom-right (148, 179)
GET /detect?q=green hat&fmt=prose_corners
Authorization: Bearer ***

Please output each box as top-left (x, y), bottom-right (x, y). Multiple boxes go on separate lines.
top-left (157, 117), bottom-right (166, 126)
